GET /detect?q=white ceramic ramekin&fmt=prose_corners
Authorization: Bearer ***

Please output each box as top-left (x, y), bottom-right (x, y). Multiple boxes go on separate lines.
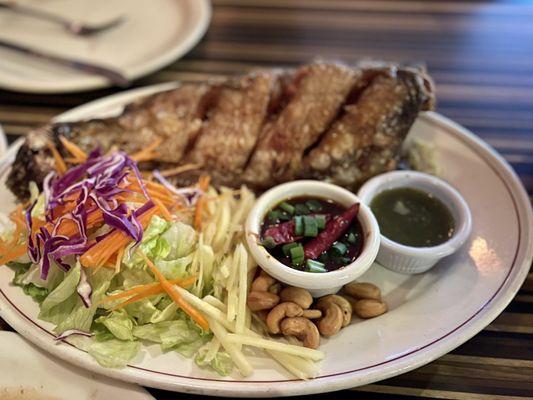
top-left (358, 171), bottom-right (472, 274)
top-left (245, 180), bottom-right (380, 297)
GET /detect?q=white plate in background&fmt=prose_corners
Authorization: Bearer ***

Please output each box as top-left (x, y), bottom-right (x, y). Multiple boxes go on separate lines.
top-left (0, 331), bottom-right (154, 400)
top-left (0, 85), bottom-right (531, 397)
top-left (0, 0), bottom-right (211, 93)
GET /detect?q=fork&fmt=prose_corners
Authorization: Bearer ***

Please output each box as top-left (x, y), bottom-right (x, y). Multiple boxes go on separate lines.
top-left (0, 2), bottom-right (125, 36)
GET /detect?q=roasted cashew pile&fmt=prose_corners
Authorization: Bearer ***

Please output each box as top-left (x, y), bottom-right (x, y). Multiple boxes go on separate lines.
top-left (247, 270), bottom-right (388, 349)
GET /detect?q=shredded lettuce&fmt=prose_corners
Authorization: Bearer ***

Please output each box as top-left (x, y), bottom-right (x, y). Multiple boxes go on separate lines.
top-left (87, 339), bottom-right (140, 368)
top-left (133, 318), bottom-right (210, 354)
top-left (96, 310), bottom-right (134, 341)
top-left (8, 193), bottom-right (262, 376)
top-left (37, 265), bottom-right (114, 333)
top-left (40, 263), bottom-right (81, 315)
top-left (195, 345), bottom-right (233, 376)
top-left (124, 216), bottom-right (171, 267)
top-left (23, 283), bottom-right (49, 303)
top-left (162, 221), bottom-right (197, 259)
top-left (124, 297), bottom-right (161, 325)
top-left (156, 256), bottom-right (192, 280)
top-left (54, 268), bottom-right (114, 334)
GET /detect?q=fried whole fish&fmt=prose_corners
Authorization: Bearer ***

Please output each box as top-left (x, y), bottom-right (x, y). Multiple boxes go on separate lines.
top-left (6, 62), bottom-right (434, 200)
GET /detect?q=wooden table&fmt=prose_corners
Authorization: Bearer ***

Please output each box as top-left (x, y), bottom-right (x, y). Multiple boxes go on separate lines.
top-left (1, 1), bottom-right (532, 398)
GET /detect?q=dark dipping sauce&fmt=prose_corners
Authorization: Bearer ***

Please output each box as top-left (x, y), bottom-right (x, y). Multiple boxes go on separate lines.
top-left (260, 196), bottom-right (364, 273)
top-left (370, 187), bottom-right (455, 247)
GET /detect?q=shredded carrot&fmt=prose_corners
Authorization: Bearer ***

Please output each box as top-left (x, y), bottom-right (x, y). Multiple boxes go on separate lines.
top-left (194, 196), bottom-right (205, 231)
top-left (59, 136), bottom-right (88, 163)
top-left (46, 141), bottom-right (67, 175)
top-left (140, 252), bottom-right (208, 330)
top-left (154, 198), bottom-right (172, 221)
top-left (143, 180), bottom-right (174, 196)
top-left (159, 163), bottom-right (202, 178)
top-left (0, 206), bottom-right (27, 255)
top-left (6, 218), bottom-right (23, 248)
top-left (110, 276), bottom-right (197, 311)
top-left (55, 209), bottom-right (104, 237)
top-left (0, 245), bottom-right (27, 265)
top-left (198, 175), bottom-right (211, 192)
top-left (130, 137), bottom-right (164, 162)
top-left (101, 276), bottom-right (195, 305)
top-left (128, 183), bottom-right (175, 205)
top-left (64, 157), bottom-right (85, 164)
top-left (114, 247), bottom-right (125, 274)
top-left (80, 205), bottom-right (159, 268)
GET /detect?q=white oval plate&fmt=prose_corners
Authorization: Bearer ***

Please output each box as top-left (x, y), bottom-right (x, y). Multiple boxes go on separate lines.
top-left (0, 331), bottom-right (154, 400)
top-left (0, 0), bottom-right (210, 93)
top-left (0, 85), bottom-right (531, 397)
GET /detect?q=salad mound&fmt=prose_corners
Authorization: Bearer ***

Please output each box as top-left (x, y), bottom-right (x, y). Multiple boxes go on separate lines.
top-left (0, 139), bottom-right (322, 378)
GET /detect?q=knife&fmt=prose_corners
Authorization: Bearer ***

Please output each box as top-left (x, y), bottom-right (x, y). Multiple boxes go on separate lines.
top-left (0, 38), bottom-right (130, 87)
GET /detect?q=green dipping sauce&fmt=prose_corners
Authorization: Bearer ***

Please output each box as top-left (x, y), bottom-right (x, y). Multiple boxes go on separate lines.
top-left (370, 187), bottom-right (455, 247)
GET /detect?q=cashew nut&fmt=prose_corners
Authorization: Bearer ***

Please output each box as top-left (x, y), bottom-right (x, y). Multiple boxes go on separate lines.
top-left (344, 282), bottom-right (381, 301)
top-left (268, 282), bottom-right (282, 295)
top-left (254, 310), bottom-right (269, 322)
top-left (247, 291), bottom-right (280, 311)
top-left (266, 302), bottom-right (303, 334)
top-left (315, 295), bottom-right (352, 327)
top-left (280, 317), bottom-right (321, 349)
top-left (340, 294), bottom-right (359, 311)
top-left (317, 303), bottom-right (343, 337)
top-left (251, 270), bottom-right (277, 292)
top-left (353, 299), bottom-right (388, 319)
top-left (279, 287), bottom-right (313, 309)
top-left (302, 309), bottom-right (322, 319)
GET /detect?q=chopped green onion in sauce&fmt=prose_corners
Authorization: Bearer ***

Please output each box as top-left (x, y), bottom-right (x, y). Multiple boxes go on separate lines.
top-left (260, 196), bottom-right (364, 273)
top-left (303, 215), bottom-right (318, 237)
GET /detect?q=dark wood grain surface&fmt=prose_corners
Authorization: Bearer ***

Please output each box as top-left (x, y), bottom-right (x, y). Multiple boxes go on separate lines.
top-left (0, 1), bottom-right (532, 399)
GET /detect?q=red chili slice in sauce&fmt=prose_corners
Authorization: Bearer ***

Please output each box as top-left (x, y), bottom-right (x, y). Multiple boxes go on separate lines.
top-left (263, 213), bottom-right (333, 245)
top-left (262, 219), bottom-right (302, 245)
top-left (304, 203), bottom-right (360, 260)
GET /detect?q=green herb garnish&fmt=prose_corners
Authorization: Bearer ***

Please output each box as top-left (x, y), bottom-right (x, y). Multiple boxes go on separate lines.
top-left (290, 244), bottom-right (305, 266)
top-left (267, 210), bottom-right (280, 224)
top-left (282, 242), bottom-right (299, 257)
top-left (331, 242), bottom-right (347, 255)
top-left (294, 216), bottom-right (303, 236)
top-left (294, 203), bottom-right (310, 215)
top-left (303, 215), bottom-right (318, 237)
top-left (261, 236), bottom-right (276, 249)
top-left (315, 214), bottom-right (326, 229)
top-left (307, 259), bottom-right (327, 273)
top-left (279, 202), bottom-right (295, 215)
top-left (306, 199), bottom-right (323, 212)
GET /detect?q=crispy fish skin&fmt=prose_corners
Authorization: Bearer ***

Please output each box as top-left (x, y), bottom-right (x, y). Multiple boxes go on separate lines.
top-left (65, 83), bottom-right (212, 162)
top-left (185, 72), bottom-right (276, 182)
top-left (243, 63), bottom-right (360, 188)
top-left (301, 68), bottom-right (433, 189)
top-left (6, 83), bottom-right (213, 199)
top-left (6, 62), bottom-right (435, 201)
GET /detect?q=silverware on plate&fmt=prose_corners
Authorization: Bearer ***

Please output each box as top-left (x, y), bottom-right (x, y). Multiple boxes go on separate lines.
top-left (0, 2), bottom-right (125, 36)
top-left (0, 38), bottom-right (130, 87)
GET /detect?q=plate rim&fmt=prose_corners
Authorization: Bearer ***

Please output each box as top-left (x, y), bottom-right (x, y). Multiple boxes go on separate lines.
top-left (0, 330), bottom-right (156, 400)
top-left (0, 0), bottom-right (211, 93)
top-left (0, 86), bottom-right (531, 397)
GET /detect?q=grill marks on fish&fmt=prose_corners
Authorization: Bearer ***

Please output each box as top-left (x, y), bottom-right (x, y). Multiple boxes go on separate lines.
top-left (301, 68), bottom-right (432, 189)
top-left (243, 63), bottom-right (360, 188)
top-left (6, 62), bottom-right (435, 201)
top-left (59, 83), bottom-right (213, 163)
top-left (183, 72), bottom-right (277, 185)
